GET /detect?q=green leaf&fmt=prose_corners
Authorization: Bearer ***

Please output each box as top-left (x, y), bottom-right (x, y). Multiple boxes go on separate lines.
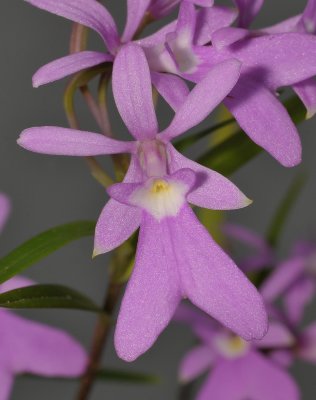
top-left (0, 284), bottom-right (101, 312)
top-left (196, 96), bottom-right (306, 176)
top-left (96, 368), bottom-right (160, 384)
top-left (266, 173), bottom-right (307, 247)
top-left (0, 221), bottom-right (95, 284)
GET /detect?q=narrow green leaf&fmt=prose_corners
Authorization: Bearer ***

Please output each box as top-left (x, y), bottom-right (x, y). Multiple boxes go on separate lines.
top-left (24, 368), bottom-right (159, 384)
top-left (196, 96), bottom-right (306, 176)
top-left (0, 284), bottom-right (101, 312)
top-left (0, 221), bottom-right (95, 284)
top-left (266, 174), bottom-right (307, 247)
top-left (96, 368), bottom-right (160, 384)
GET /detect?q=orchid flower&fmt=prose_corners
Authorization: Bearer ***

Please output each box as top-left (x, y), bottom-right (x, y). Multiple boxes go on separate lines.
top-left (18, 43), bottom-right (268, 361)
top-left (175, 304), bottom-right (299, 400)
top-left (156, 1), bottom-right (316, 167)
top-left (0, 196), bottom-right (86, 400)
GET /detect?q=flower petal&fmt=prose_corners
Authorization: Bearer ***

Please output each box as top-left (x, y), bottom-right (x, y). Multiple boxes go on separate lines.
top-left (233, 0), bottom-right (264, 28)
top-left (298, 0), bottom-right (316, 33)
top-left (284, 277), bottom-right (315, 324)
top-left (260, 257), bottom-right (306, 303)
top-left (197, 352), bottom-right (299, 400)
top-left (18, 127), bottom-right (135, 156)
top-left (114, 213), bottom-right (182, 361)
top-left (160, 59), bottom-right (241, 140)
top-left (33, 51), bottom-right (113, 88)
top-left (25, 0), bottom-right (119, 53)
top-left (112, 44), bottom-right (158, 140)
top-left (179, 345), bottom-right (214, 383)
top-left (0, 276), bottom-right (34, 294)
top-left (254, 322), bottom-right (295, 349)
top-left (0, 369), bottom-right (13, 400)
top-left (0, 193), bottom-right (10, 234)
top-left (122, 0), bottom-right (151, 43)
top-left (211, 27), bottom-right (249, 50)
top-left (148, 0), bottom-right (181, 19)
top-left (195, 6), bottom-right (238, 46)
top-left (151, 72), bottom-right (189, 111)
top-left (94, 157), bottom-right (143, 255)
top-left (293, 77), bottom-right (316, 119)
top-left (175, 206), bottom-right (267, 340)
top-left (168, 145), bottom-right (251, 210)
top-left (5, 313), bottom-right (86, 377)
top-left (224, 78), bottom-right (302, 167)
top-left (299, 322), bottom-right (316, 363)
top-left (261, 16), bottom-right (301, 35)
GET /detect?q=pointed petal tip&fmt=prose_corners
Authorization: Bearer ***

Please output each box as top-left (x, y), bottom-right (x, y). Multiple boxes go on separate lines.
top-left (306, 108), bottom-right (316, 120)
top-left (92, 248), bottom-right (102, 259)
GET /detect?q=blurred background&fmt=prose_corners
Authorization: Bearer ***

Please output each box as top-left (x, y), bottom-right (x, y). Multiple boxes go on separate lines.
top-left (1, 0), bottom-right (316, 398)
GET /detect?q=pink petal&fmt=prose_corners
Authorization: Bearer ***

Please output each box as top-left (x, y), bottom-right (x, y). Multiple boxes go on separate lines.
top-left (0, 369), bottom-right (13, 400)
top-left (168, 144), bottom-right (251, 210)
top-left (211, 27), bottom-right (249, 49)
top-left (254, 322), bottom-right (295, 349)
top-left (0, 276), bottom-right (35, 294)
top-left (233, 0), bottom-right (264, 28)
top-left (0, 193), bottom-right (10, 234)
top-left (137, 21), bottom-right (177, 47)
top-left (262, 15), bottom-right (301, 35)
top-left (25, 0), bottom-right (119, 53)
top-left (179, 345), bottom-right (214, 383)
top-left (114, 213), bottom-right (182, 361)
top-left (225, 78), bottom-right (302, 167)
top-left (269, 350), bottom-right (294, 368)
top-left (122, 0), bottom-right (151, 42)
top-left (195, 6), bottom-right (238, 46)
top-left (112, 44), bottom-right (158, 140)
top-left (293, 77), bottom-right (316, 119)
top-left (299, 322), bottom-right (316, 363)
top-left (197, 352), bottom-right (299, 400)
top-left (148, 0), bottom-right (180, 19)
top-left (298, 0), bottom-right (316, 33)
top-left (284, 277), bottom-right (315, 324)
top-left (160, 59), bottom-right (241, 141)
top-left (174, 206), bottom-right (267, 340)
top-left (18, 127), bottom-right (135, 156)
top-left (151, 72), bottom-right (189, 111)
top-left (260, 257), bottom-right (306, 303)
top-left (4, 313), bottom-right (86, 377)
top-left (33, 51), bottom-right (113, 88)
top-left (94, 156), bottom-right (143, 255)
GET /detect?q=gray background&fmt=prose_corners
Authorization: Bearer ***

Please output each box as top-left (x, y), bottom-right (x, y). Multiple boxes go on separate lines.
top-left (1, 0), bottom-right (316, 398)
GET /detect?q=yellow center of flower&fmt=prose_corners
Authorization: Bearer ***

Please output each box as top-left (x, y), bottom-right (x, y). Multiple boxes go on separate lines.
top-left (227, 336), bottom-right (247, 353)
top-left (151, 179), bottom-right (170, 194)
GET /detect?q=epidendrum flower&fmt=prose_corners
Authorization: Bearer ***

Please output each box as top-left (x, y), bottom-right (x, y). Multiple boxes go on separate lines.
top-left (18, 43), bottom-right (267, 361)
top-left (158, 1), bottom-right (316, 167)
top-left (0, 195), bottom-right (86, 400)
top-left (175, 304), bottom-right (299, 400)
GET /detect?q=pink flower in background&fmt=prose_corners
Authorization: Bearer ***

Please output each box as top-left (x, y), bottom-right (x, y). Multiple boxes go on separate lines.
top-left (0, 196), bottom-right (86, 400)
top-left (175, 304), bottom-right (299, 400)
top-left (18, 43), bottom-right (267, 361)
top-left (158, 1), bottom-right (316, 166)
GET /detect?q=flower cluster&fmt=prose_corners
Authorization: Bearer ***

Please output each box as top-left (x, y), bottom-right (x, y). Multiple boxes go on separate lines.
top-left (8, 0), bottom-right (316, 396)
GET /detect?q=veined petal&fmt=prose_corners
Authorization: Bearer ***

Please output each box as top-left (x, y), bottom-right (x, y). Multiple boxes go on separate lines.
top-left (168, 144), bottom-right (251, 210)
top-left (284, 277), bottom-right (315, 324)
top-left (233, 0), bottom-right (264, 28)
top-left (0, 193), bottom-right (10, 234)
top-left (18, 127), bottom-right (135, 156)
top-left (174, 206), bottom-right (267, 340)
top-left (5, 313), bottom-right (86, 377)
top-left (254, 322), bottom-right (295, 349)
top-left (197, 352), bottom-right (299, 400)
top-left (179, 345), bottom-right (214, 383)
top-left (293, 77), bottom-right (316, 119)
top-left (112, 44), bottom-right (158, 140)
top-left (195, 6), bottom-right (238, 46)
top-left (33, 51), bottom-right (113, 88)
top-left (148, 0), bottom-right (180, 19)
top-left (114, 212), bottom-right (182, 361)
top-left (94, 156), bottom-right (143, 255)
top-left (260, 257), bottom-right (306, 303)
top-left (224, 78), bottom-right (302, 167)
top-left (137, 20), bottom-right (177, 47)
top-left (122, 0), bottom-right (151, 43)
top-left (25, 0), bottom-right (119, 53)
top-left (160, 59), bottom-right (241, 141)
top-left (151, 72), bottom-right (189, 111)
